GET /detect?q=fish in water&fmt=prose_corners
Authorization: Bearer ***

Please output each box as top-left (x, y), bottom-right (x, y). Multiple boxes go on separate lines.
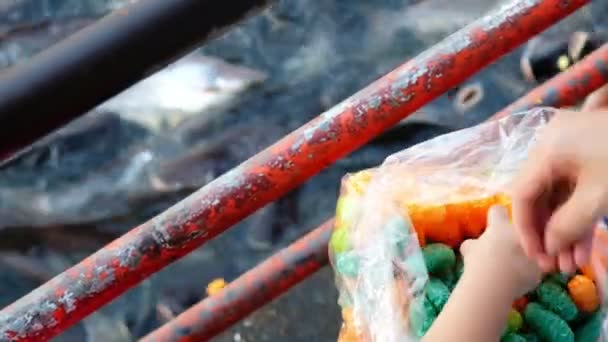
top-left (98, 53), bottom-right (268, 133)
top-left (0, 10), bottom-right (270, 229)
top-left (0, 109), bottom-right (298, 250)
top-left (0, 17), bottom-right (95, 68)
top-left (366, 0), bottom-right (500, 46)
top-left (0, 20), bottom-right (268, 134)
top-left (152, 119), bottom-right (299, 251)
top-left (0, 0), bottom-right (127, 67)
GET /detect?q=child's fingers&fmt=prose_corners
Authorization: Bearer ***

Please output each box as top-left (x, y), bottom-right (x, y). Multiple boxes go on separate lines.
top-left (545, 177), bottom-right (605, 255)
top-left (487, 205), bottom-right (510, 228)
top-left (510, 162), bottom-right (550, 259)
top-left (459, 239), bottom-right (474, 256)
top-left (558, 248), bottom-right (576, 274)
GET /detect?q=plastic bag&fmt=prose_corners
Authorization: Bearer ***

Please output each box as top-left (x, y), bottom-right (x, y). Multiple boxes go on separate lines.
top-left (329, 108), bottom-right (608, 341)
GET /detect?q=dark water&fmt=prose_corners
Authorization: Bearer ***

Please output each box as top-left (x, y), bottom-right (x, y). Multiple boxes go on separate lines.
top-left (0, 0), bottom-right (605, 341)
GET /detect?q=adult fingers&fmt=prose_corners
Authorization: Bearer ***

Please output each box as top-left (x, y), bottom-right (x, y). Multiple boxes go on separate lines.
top-left (545, 176), bottom-right (606, 256)
top-left (510, 155), bottom-right (551, 259)
top-left (537, 255), bottom-right (557, 273)
top-left (558, 248), bottom-right (576, 274)
top-left (573, 229), bottom-right (594, 268)
top-left (582, 84), bottom-right (608, 111)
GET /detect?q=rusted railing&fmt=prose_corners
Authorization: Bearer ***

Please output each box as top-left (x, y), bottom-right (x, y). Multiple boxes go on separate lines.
top-left (143, 219), bottom-right (335, 342)
top-left (0, 0), bottom-right (595, 340)
top-left (142, 43), bottom-right (608, 342)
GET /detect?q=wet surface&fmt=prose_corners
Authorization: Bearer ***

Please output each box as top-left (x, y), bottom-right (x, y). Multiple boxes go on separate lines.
top-left (215, 268), bottom-right (340, 342)
top-left (0, 0), bottom-right (606, 341)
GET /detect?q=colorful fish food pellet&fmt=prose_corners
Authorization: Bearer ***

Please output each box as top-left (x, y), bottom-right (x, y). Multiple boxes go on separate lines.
top-left (574, 310), bottom-right (603, 342)
top-left (330, 227), bottom-right (350, 255)
top-left (409, 296), bottom-right (437, 337)
top-left (403, 193), bottom-right (512, 247)
top-left (329, 173), bottom-right (512, 256)
top-left (523, 303), bottom-right (574, 342)
top-left (501, 332), bottom-right (528, 342)
top-left (383, 216), bottom-right (415, 255)
top-left (536, 281), bottom-right (579, 322)
top-left (206, 278), bottom-right (227, 296)
top-left (336, 252), bottom-right (360, 278)
top-left (424, 278), bottom-right (450, 312)
top-left (507, 309), bottom-right (524, 333)
top-left (513, 296), bottom-right (529, 312)
top-left (567, 275), bottom-right (600, 313)
top-left (331, 193), bottom-right (361, 254)
top-left (335, 196), bottom-right (361, 232)
top-left (422, 243), bottom-right (456, 276)
top-left (331, 173), bottom-right (605, 342)
top-left (333, 241), bottom-right (605, 341)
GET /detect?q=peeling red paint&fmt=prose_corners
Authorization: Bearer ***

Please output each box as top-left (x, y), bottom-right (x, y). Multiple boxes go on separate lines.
top-left (493, 44), bottom-right (608, 119)
top-left (0, 0), bottom-right (591, 340)
top-left (143, 44), bottom-right (608, 341)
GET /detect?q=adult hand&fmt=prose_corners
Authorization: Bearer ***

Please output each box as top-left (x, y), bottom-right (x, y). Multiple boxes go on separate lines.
top-left (582, 83), bottom-right (608, 112)
top-left (510, 104), bottom-right (608, 273)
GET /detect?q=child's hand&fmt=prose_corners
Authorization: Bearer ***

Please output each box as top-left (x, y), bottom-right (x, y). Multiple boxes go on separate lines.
top-left (423, 206), bottom-right (542, 342)
top-left (460, 205), bottom-right (542, 299)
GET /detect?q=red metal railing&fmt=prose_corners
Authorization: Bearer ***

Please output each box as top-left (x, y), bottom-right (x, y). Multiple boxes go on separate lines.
top-left (493, 45), bottom-right (608, 119)
top-left (0, 0), bottom-right (271, 163)
top-left (0, 0), bottom-right (594, 340)
top-left (141, 43), bottom-right (608, 342)
top-left (142, 219), bottom-right (335, 342)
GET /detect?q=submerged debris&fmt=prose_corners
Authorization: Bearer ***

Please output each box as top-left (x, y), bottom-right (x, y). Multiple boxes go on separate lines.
top-left (98, 54), bottom-right (268, 132)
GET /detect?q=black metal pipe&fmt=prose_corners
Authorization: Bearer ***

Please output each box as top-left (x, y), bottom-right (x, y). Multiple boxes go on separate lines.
top-left (0, 0), bottom-right (272, 162)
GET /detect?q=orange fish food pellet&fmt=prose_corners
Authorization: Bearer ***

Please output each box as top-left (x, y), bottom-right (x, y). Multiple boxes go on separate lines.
top-left (405, 194), bottom-right (511, 247)
top-left (567, 275), bottom-right (600, 313)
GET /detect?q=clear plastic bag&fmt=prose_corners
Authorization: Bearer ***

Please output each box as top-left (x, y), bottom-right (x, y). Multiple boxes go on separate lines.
top-left (329, 108), bottom-right (608, 341)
